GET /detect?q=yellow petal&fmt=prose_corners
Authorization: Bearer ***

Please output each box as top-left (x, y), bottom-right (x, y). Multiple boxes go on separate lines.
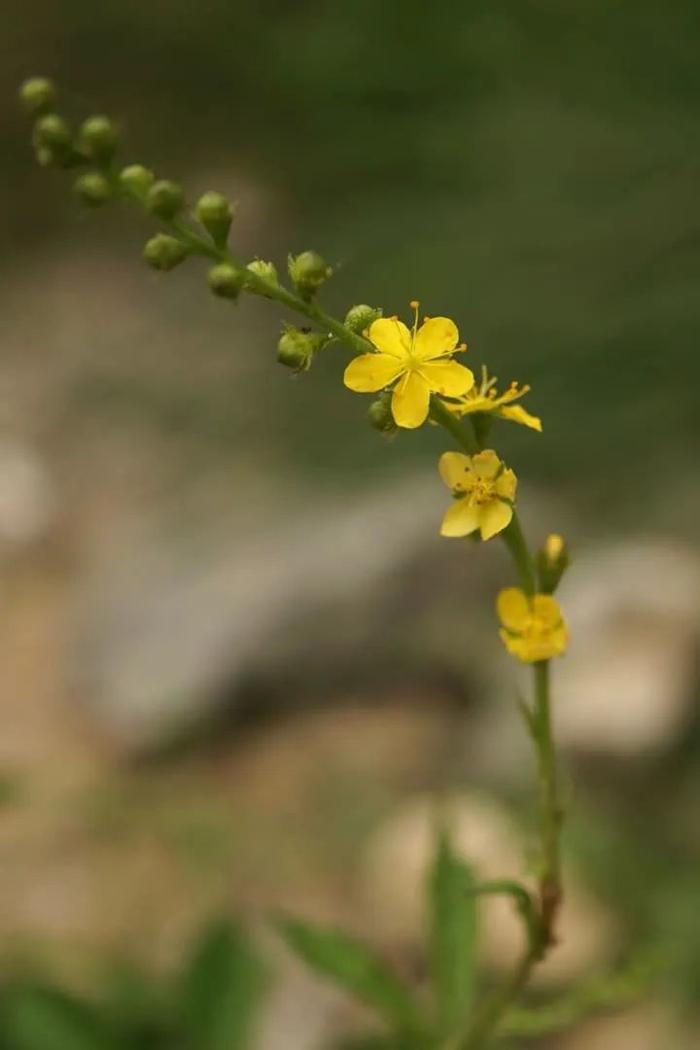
top-left (500, 629), bottom-right (531, 662)
top-left (440, 498), bottom-right (480, 537)
top-left (499, 405), bottom-right (542, 432)
top-left (497, 587), bottom-right (530, 631)
top-left (391, 370), bottom-right (431, 428)
top-left (479, 499), bottom-right (513, 541)
top-left (420, 360), bottom-right (475, 397)
top-left (413, 316), bottom-right (459, 361)
top-left (495, 467), bottom-right (517, 501)
top-left (367, 317), bottom-right (411, 359)
top-left (344, 353), bottom-right (404, 393)
top-left (438, 451), bottom-right (473, 491)
top-left (532, 594), bottom-right (563, 630)
top-left (471, 449), bottom-right (501, 480)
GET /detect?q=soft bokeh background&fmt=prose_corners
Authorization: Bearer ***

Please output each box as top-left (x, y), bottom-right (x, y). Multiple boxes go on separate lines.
top-left (1, 3), bottom-right (699, 1047)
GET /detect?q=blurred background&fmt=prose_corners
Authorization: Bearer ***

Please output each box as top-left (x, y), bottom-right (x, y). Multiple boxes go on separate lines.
top-left (1, 2), bottom-right (700, 1047)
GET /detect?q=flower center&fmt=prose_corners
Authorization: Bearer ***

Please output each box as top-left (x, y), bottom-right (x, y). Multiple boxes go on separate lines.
top-left (465, 477), bottom-right (496, 506)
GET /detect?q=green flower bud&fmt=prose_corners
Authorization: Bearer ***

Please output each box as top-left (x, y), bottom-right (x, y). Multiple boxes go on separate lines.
top-left (367, 392), bottom-right (397, 434)
top-left (143, 233), bottom-right (188, 272)
top-left (119, 164), bottom-right (155, 199)
top-left (537, 533), bottom-right (570, 594)
top-left (78, 115), bottom-right (118, 163)
top-left (207, 263), bottom-right (244, 299)
top-left (146, 179), bottom-right (185, 220)
top-left (287, 250), bottom-right (332, 298)
top-left (19, 77), bottom-right (56, 115)
top-left (74, 171), bottom-right (112, 207)
top-left (246, 259), bottom-right (278, 288)
top-left (32, 113), bottom-right (73, 165)
top-left (344, 304), bottom-right (382, 334)
top-left (195, 191), bottom-right (233, 246)
top-left (277, 326), bottom-right (322, 371)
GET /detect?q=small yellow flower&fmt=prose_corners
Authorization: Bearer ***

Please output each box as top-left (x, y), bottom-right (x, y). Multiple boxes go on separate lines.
top-left (450, 366), bottom-right (542, 432)
top-left (497, 587), bottom-right (568, 663)
top-left (439, 449), bottom-right (517, 541)
top-left (343, 302), bottom-right (474, 429)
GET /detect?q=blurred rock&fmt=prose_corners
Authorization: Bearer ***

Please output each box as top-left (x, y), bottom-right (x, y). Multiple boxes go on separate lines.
top-left (73, 473), bottom-right (485, 747)
top-left (561, 1003), bottom-right (690, 1050)
top-left (0, 438), bottom-right (56, 546)
top-left (555, 540), bottom-right (700, 755)
top-left (359, 793), bottom-right (614, 986)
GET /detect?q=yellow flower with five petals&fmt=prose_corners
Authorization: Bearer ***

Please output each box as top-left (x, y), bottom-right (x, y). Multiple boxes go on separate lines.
top-left (497, 587), bottom-right (568, 663)
top-left (343, 302), bottom-right (474, 429)
top-left (439, 449), bottom-right (517, 541)
top-left (450, 366), bottom-right (542, 432)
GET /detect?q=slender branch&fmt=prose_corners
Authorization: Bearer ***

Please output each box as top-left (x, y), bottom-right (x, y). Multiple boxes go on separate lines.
top-left (532, 659), bottom-right (562, 945)
top-left (500, 513), bottom-right (536, 596)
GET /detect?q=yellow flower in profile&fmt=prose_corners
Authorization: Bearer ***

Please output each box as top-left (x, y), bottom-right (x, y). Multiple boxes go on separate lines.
top-left (439, 449), bottom-right (517, 541)
top-left (497, 587), bottom-right (568, 663)
top-left (450, 366), bottom-right (542, 432)
top-left (343, 302), bottom-right (474, 429)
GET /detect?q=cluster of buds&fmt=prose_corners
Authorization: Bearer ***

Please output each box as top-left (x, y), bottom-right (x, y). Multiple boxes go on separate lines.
top-left (19, 76), bottom-right (352, 381)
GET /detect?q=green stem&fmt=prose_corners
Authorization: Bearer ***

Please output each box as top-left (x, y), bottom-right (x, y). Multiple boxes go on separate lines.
top-left (457, 946), bottom-right (539, 1050)
top-left (532, 659), bottom-right (561, 944)
top-left (167, 218), bottom-right (373, 355)
top-left (429, 396), bottom-right (479, 453)
top-left (500, 513), bottom-right (536, 596)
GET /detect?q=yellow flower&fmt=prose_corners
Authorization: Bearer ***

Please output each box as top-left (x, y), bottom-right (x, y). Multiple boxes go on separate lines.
top-left (343, 302), bottom-right (474, 429)
top-left (450, 366), bottom-right (542, 432)
top-left (497, 587), bottom-right (568, 663)
top-left (439, 449), bottom-right (517, 541)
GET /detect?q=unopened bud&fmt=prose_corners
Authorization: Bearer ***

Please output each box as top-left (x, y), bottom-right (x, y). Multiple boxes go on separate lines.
top-left (32, 114), bottom-right (73, 165)
top-left (367, 392), bottom-right (397, 434)
top-left (287, 250), bottom-right (332, 298)
top-left (19, 77), bottom-right (56, 115)
top-left (246, 259), bottom-right (278, 292)
top-left (345, 304), bottom-right (382, 334)
top-left (74, 171), bottom-right (112, 207)
top-left (537, 533), bottom-right (570, 594)
top-left (195, 191), bottom-right (233, 247)
top-left (146, 179), bottom-right (185, 220)
top-left (78, 115), bottom-right (118, 163)
top-left (119, 164), bottom-right (155, 199)
top-left (207, 263), bottom-right (244, 299)
top-left (143, 234), bottom-right (188, 272)
top-left (277, 327), bottom-right (322, 371)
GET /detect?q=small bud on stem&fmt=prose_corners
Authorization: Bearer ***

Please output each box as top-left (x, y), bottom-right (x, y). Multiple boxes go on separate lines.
top-left (19, 77), bottom-right (56, 115)
top-left (119, 164), bottom-right (155, 199)
top-left (288, 251), bottom-right (332, 299)
top-left (344, 304), bottom-right (382, 334)
top-left (207, 263), bottom-right (244, 299)
top-left (74, 172), bottom-right (112, 207)
top-left (146, 179), bottom-right (185, 220)
top-left (195, 191), bottom-right (233, 247)
top-left (78, 115), bottom-right (118, 164)
top-left (143, 234), bottom-right (188, 271)
top-left (277, 326), bottom-right (324, 371)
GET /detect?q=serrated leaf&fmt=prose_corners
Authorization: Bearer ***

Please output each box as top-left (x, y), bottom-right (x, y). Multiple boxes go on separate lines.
top-left (179, 918), bottom-right (265, 1050)
top-left (277, 917), bottom-right (424, 1036)
top-left (2, 984), bottom-right (121, 1050)
top-left (428, 832), bottom-right (477, 1037)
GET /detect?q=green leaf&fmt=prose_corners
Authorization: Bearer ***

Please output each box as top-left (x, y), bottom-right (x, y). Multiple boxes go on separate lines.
top-left (277, 917), bottom-right (424, 1036)
top-left (2, 984), bottom-right (121, 1050)
top-left (428, 832), bottom-right (477, 1038)
top-left (179, 918), bottom-right (266, 1050)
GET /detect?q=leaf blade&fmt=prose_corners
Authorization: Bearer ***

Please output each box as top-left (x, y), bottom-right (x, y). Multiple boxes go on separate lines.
top-left (428, 832), bottom-right (478, 1037)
